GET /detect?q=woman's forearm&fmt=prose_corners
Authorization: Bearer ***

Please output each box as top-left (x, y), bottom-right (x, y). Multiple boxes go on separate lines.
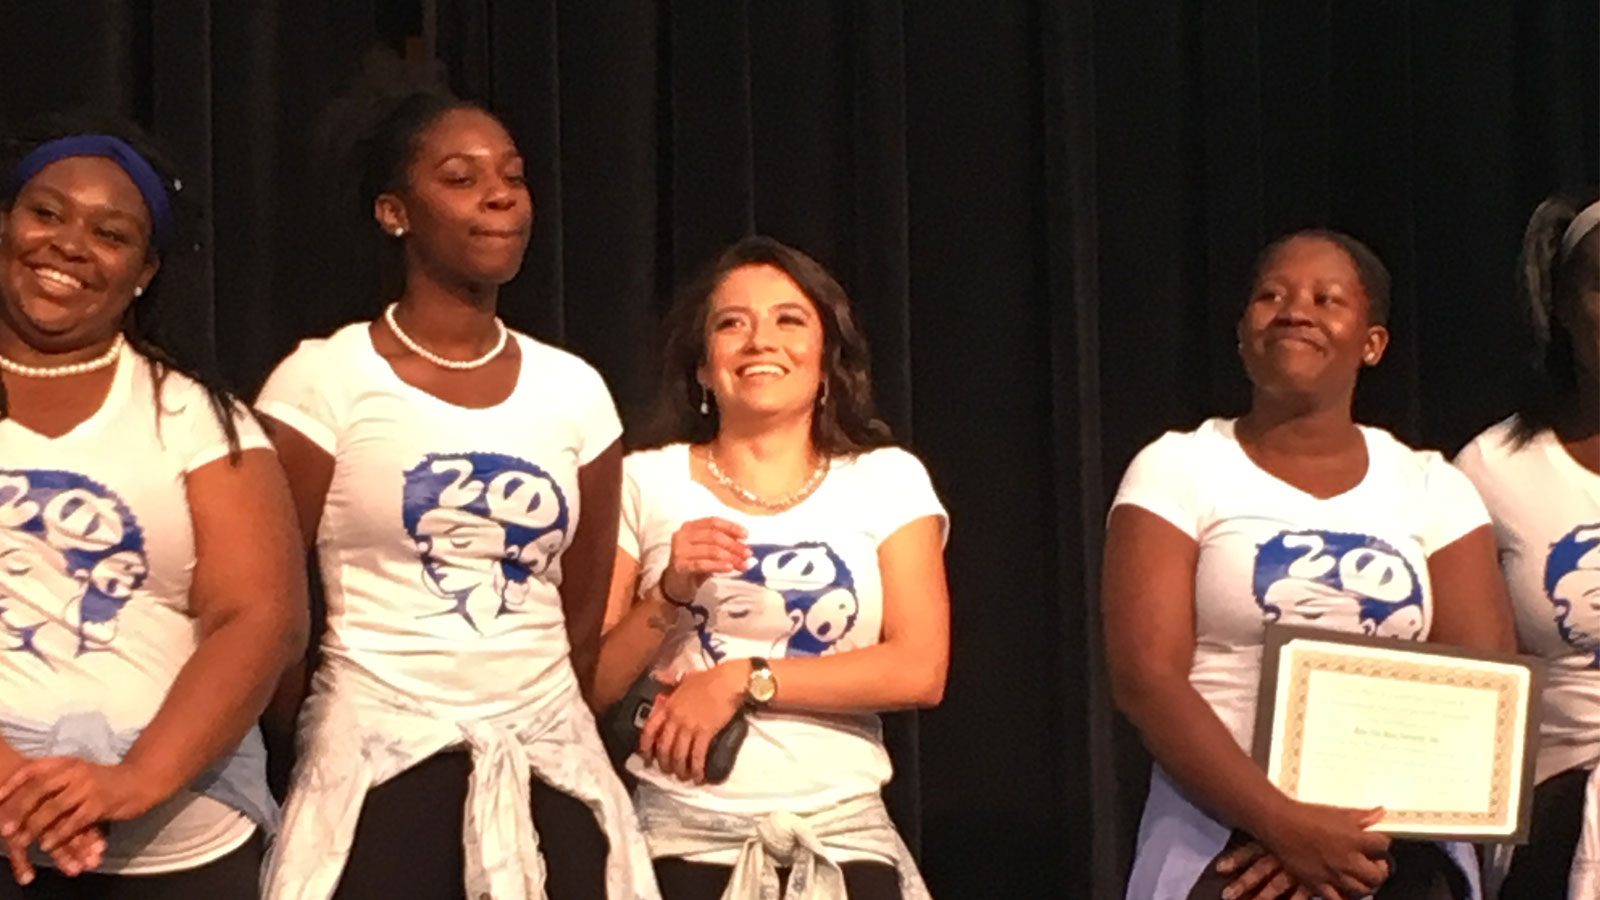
top-left (1116, 674), bottom-right (1292, 839)
top-left (756, 638), bottom-right (946, 713)
top-left (119, 604), bottom-right (301, 809)
top-left (591, 587), bottom-right (687, 710)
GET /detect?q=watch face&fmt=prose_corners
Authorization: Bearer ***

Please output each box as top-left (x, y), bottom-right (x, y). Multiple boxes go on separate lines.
top-left (748, 667), bottom-right (778, 704)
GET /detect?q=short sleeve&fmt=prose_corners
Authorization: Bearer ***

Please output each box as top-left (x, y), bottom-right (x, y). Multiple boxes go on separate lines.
top-left (865, 449), bottom-right (949, 547)
top-left (569, 361), bottom-right (623, 467)
top-left (1418, 452), bottom-right (1492, 555)
top-left (618, 453), bottom-right (646, 561)
top-left (255, 339), bottom-right (340, 453)
top-left (156, 372), bottom-right (272, 473)
top-left (1110, 431), bottom-right (1207, 539)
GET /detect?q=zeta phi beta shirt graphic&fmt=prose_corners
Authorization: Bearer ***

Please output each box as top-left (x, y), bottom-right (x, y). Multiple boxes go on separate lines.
top-left (1545, 524), bottom-right (1600, 668)
top-left (401, 452), bottom-right (570, 635)
top-left (0, 469), bottom-right (147, 664)
top-left (1251, 530), bottom-right (1426, 639)
top-left (687, 542), bottom-right (861, 665)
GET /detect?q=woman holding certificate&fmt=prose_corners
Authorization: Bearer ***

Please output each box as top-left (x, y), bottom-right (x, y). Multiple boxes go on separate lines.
top-left (1456, 189), bottom-right (1600, 900)
top-left (1105, 229), bottom-right (1514, 900)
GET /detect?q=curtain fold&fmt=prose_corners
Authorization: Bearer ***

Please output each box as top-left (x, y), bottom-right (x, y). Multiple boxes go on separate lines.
top-left (0, 2), bottom-right (1593, 897)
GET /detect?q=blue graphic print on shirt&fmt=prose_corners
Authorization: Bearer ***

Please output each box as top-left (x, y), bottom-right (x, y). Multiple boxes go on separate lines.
top-left (685, 541), bottom-right (858, 664)
top-left (1545, 523), bottom-right (1600, 667)
top-left (1252, 530), bottom-right (1425, 639)
top-left (0, 470), bottom-right (147, 662)
top-left (401, 452), bottom-right (569, 633)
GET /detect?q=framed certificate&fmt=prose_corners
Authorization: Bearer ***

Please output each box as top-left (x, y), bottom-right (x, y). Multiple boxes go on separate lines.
top-left (1252, 624), bottom-right (1542, 842)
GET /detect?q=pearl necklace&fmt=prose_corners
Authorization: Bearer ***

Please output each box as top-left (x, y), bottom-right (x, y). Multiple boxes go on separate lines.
top-left (705, 446), bottom-right (830, 511)
top-left (383, 303), bottom-right (508, 371)
top-left (0, 334), bottom-right (124, 379)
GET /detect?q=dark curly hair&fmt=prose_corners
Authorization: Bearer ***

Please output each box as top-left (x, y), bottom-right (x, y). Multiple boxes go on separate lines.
top-left (1249, 228), bottom-right (1393, 326)
top-left (0, 110), bottom-right (249, 458)
top-left (1507, 188), bottom-right (1600, 446)
top-left (636, 235), bottom-right (894, 456)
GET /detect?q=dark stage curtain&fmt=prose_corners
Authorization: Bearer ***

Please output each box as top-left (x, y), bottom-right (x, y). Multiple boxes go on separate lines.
top-left (1, 3), bottom-right (1594, 897)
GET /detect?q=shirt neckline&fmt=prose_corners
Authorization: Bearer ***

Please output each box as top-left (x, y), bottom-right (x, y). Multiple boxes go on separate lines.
top-left (1216, 417), bottom-right (1376, 503)
top-left (0, 342), bottom-right (133, 444)
top-left (359, 321), bottom-right (529, 413)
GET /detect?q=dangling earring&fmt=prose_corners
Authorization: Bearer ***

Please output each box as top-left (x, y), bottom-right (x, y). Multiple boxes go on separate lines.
top-left (699, 385), bottom-right (710, 415)
top-left (817, 379), bottom-right (829, 409)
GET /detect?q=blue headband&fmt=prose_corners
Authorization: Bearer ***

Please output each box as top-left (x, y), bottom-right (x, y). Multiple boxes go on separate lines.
top-left (7, 135), bottom-right (176, 250)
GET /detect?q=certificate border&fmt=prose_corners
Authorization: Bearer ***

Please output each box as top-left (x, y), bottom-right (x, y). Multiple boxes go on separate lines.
top-left (1251, 624), bottom-right (1544, 844)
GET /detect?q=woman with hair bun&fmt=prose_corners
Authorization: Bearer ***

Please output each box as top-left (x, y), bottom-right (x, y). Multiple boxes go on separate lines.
top-left (1456, 188), bottom-right (1600, 899)
top-left (257, 56), bottom-right (656, 900)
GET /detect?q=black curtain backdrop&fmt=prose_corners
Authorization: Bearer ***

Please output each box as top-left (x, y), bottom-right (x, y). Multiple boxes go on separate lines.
top-left (1, 3), bottom-right (1595, 897)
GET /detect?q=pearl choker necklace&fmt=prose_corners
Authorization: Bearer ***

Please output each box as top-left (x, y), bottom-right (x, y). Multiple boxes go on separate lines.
top-left (0, 334), bottom-right (124, 379)
top-left (383, 303), bottom-right (508, 371)
top-left (705, 447), bottom-right (830, 511)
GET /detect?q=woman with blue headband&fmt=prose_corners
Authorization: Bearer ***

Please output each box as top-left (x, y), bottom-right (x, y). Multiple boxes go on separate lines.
top-left (0, 115), bottom-right (307, 898)
top-left (1457, 189), bottom-right (1600, 899)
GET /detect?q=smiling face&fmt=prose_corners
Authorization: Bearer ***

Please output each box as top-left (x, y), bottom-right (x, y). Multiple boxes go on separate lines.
top-left (375, 107), bottom-right (533, 290)
top-left (1238, 236), bottom-right (1388, 402)
top-left (699, 263), bottom-right (826, 423)
top-left (0, 155), bottom-right (158, 356)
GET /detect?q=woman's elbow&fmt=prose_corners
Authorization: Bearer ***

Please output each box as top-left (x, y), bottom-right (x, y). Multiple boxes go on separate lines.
top-left (910, 659), bottom-right (948, 708)
top-left (271, 593), bottom-right (311, 670)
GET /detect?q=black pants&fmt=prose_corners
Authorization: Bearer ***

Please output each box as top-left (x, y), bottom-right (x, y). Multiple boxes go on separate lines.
top-left (1498, 765), bottom-right (1591, 900)
top-left (332, 750), bottom-right (610, 900)
top-left (1187, 829), bottom-right (1467, 900)
top-left (0, 830), bottom-right (263, 900)
top-left (654, 857), bottom-right (902, 900)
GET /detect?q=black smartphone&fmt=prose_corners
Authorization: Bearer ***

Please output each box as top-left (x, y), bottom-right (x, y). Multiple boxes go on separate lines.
top-left (600, 671), bottom-right (748, 784)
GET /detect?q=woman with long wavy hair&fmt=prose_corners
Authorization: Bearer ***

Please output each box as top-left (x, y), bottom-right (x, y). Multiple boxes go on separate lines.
top-left (594, 236), bottom-right (950, 900)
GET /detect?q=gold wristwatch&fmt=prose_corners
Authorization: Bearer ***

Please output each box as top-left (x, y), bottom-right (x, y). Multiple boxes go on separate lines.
top-left (745, 657), bottom-right (778, 707)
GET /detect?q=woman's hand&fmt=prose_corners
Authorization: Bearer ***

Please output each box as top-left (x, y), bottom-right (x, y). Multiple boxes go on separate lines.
top-left (638, 663), bottom-right (747, 783)
top-left (0, 758), bottom-right (157, 864)
top-left (1216, 838), bottom-right (1392, 900)
top-left (660, 518), bottom-right (750, 605)
top-left (1247, 803), bottom-right (1389, 899)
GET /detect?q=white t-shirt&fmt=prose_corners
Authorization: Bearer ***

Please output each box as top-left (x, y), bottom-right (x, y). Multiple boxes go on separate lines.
top-left (256, 322), bottom-right (622, 721)
top-left (0, 345), bottom-right (269, 873)
top-left (1111, 418), bottom-right (1490, 752)
top-left (1456, 417), bottom-right (1600, 783)
top-left (619, 443), bottom-right (947, 822)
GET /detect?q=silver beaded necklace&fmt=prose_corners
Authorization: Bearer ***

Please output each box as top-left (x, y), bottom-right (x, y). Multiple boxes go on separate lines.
top-left (704, 446), bottom-right (830, 511)
top-left (383, 302), bottom-right (508, 371)
top-left (0, 334), bottom-right (124, 379)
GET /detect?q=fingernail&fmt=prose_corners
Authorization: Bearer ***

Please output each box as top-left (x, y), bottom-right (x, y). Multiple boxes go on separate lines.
top-left (742, 557), bottom-right (756, 570)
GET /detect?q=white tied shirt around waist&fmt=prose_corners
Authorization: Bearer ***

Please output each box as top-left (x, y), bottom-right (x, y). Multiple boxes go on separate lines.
top-left (634, 786), bottom-right (932, 900)
top-left (262, 658), bottom-right (659, 900)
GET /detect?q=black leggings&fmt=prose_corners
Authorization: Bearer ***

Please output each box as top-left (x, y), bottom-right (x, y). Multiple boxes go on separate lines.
top-left (1186, 829), bottom-right (1467, 900)
top-left (654, 857), bottom-right (902, 900)
top-left (0, 830), bottom-right (263, 900)
top-left (1498, 765), bottom-right (1591, 900)
top-left (331, 750), bottom-right (609, 900)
